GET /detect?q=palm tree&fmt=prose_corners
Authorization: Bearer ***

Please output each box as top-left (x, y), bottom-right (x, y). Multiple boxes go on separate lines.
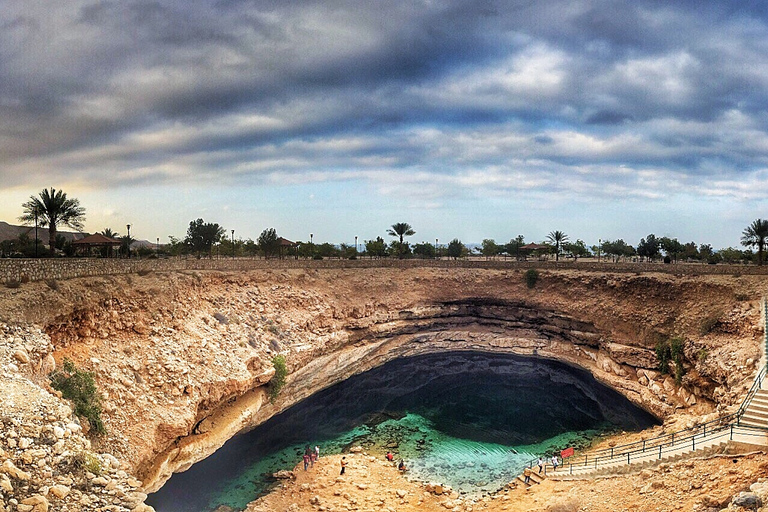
top-left (741, 219), bottom-right (768, 265)
top-left (387, 222), bottom-right (415, 259)
top-left (19, 188), bottom-right (86, 256)
top-left (100, 228), bottom-right (119, 239)
top-left (546, 230), bottom-right (569, 261)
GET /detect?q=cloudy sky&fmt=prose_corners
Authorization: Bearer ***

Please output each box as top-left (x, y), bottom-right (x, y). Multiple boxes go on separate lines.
top-left (1, 0), bottom-right (767, 248)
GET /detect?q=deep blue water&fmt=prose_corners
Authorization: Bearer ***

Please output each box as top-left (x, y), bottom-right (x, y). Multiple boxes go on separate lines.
top-left (147, 352), bottom-right (658, 511)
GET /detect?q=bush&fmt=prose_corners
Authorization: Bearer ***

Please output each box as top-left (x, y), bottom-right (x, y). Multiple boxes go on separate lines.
top-left (268, 355), bottom-right (288, 402)
top-left (45, 279), bottom-right (59, 291)
top-left (524, 269), bottom-right (539, 289)
top-left (669, 336), bottom-right (686, 384)
top-left (655, 340), bottom-right (671, 375)
top-left (313, 254), bottom-right (323, 260)
top-left (74, 451), bottom-right (102, 476)
top-left (50, 359), bottom-right (106, 435)
top-left (656, 337), bottom-right (686, 384)
top-left (5, 279), bottom-right (21, 289)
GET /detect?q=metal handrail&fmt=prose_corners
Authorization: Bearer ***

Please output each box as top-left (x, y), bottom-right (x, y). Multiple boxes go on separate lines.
top-left (523, 298), bottom-right (768, 473)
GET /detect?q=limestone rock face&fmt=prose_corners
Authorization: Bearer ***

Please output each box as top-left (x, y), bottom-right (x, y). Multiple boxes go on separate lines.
top-left (0, 267), bottom-right (763, 511)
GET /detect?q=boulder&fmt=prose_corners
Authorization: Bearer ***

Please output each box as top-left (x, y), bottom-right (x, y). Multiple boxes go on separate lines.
top-left (732, 492), bottom-right (762, 509)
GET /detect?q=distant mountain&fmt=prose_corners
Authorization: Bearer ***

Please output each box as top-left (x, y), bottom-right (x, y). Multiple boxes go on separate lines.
top-left (0, 221), bottom-right (86, 245)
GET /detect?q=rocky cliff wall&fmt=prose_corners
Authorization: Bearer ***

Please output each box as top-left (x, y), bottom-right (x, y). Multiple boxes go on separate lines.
top-left (0, 267), bottom-right (765, 509)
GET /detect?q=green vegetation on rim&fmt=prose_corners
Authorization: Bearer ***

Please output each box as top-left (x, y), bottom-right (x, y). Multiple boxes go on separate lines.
top-left (524, 269), bottom-right (539, 289)
top-left (50, 358), bottom-right (106, 435)
top-left (269, 355), bottom-right (288, 402)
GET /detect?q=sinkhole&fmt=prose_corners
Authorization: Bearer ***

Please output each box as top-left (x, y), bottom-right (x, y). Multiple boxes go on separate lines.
top-left (147, 351), bottom-right (659, 512)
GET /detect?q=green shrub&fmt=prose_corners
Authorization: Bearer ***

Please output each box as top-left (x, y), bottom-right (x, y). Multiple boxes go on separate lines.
top-left (5, 280), bottom-right (21, 289)
top-left (74, 451), bottom-right (102, 476)
top-left (655, 340), bottom-right (671, 375)
top-left (669, 337), bottom-right (686, 384)
top-left (268, 355), bottom-right (288, 402)
top-left (656, 337), bottom-right (686, 384)
top-left (697, 348), bottom-right (709, 362)
top-left (524, 269), bottom-right (539, 289)
top-left (50, 359), bottom-right (106, 435)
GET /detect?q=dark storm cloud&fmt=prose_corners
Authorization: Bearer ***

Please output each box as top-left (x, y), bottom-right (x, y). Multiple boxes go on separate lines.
top-left (2, 0), bottom-right (768, 202)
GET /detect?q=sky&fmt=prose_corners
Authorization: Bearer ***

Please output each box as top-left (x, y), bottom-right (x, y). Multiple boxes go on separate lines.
top-left (2, 0), bottom-right (768, 248)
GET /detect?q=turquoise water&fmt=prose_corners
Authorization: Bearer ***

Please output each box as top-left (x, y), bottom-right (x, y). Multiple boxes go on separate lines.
top-left (206, 413), bottom-right (608, 508)
top-left (148, 352), bottom-right (657, 512)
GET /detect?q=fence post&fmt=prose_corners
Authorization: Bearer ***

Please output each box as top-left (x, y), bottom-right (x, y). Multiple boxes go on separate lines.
top-left (692, 435), bottom-right (695, 451)
top-left (610, 447), bottom-right (613, 458)
top-left (627, 452), bottom-right (630, 465)
top-left (730, 424), bottom-right (734, 441)
top-left (658, 445), bottom-right (662, 459)
top-left (642, 440), bottom-right (646, 452)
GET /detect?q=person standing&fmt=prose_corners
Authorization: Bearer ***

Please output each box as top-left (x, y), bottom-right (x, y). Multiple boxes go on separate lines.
top-left (340, 456), bottom-right (347, 475)
top-left (551, 454), bottom-right (559, 471)
top-left (523, 465), bottom-right (532, 484)
top-left (303, 453), bottom-right (310, 471)
top-left (537, 457), bottom-right (544, 474)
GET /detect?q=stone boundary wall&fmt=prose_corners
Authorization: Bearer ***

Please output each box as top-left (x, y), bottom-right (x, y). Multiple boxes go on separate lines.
top-left (2, 257), bottom-right (768, 284)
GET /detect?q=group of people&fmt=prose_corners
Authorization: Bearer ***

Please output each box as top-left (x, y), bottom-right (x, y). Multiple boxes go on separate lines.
top-left (301, 445), bottom-right (409, 476)
top-left (523, 454), bottom-right (560, 484)
top-left (386, 451), bottom-right (408, 472)
top-left (302, 445), bottom-right (320, 471)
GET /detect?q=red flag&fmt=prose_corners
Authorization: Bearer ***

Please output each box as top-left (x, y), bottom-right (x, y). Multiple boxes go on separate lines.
top-left (560, 447), bottom-right (574, 458)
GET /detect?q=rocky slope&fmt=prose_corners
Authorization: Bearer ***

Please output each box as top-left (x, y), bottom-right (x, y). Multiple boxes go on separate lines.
top-left (0, 266), bottom-right (766, 511)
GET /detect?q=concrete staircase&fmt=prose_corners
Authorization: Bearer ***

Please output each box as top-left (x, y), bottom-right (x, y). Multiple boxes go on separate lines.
top-left (739, 388), bottom-right (768, 428)
top-left (551, 439), bottom-right (729, 479)
top-left (519, 299), bottom-right (768, 483)
top-left (515, 466), bottom-right (547, 488)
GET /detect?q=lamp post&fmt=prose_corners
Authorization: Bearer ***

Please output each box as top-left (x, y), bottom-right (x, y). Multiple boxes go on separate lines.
top-left (126, 224), bottom-right (131, 258)
top-left (435, 238), bottom-right (439, 259)
top-left (355, 236), bottom-right (358, 256)
top-left (310, 233), bottom-right (313, 258)
top-left (156, 237), bottom-right (159, 255)
top-left (231, 230), bottom-right (235, 258)
top-left (34, 209), bottom-right (39, 258)
top-left (598, 238), bottom-right (601, 262)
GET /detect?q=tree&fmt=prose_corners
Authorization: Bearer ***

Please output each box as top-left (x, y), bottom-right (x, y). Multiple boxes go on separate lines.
top-left (681, 242), bottom-right (699, 261)
top-left (505, 235), bottom-right (525, 260)
top-left (718, 247), bottom-right (745, 264)
top-left (637, 234), bottom-right (660, 262)
top-left (603, 239), bottom-right (635, 262)
top-left (447, 239), bottom-right (465, 259)
top-left (388, 240), bottom-right (411, 258)
top-left (481, 239), bottom-right (499, 260)
top-left (387, 222), bottom-right (415, 259)
top-left (660, 237), bottom-right (684, 263)
top-left (184, 218), bottom-right (225, 256)
top-left (258, 228), bottom-right (280, 259)
top-left (741, 219), bottom-right (768, 265)
top-left (563, 239), bottom-right (590, 261)
top-left (546, 230), bottom-right (569, 261)
top-left (365, 237), bottom-right (387, 258)
top-left (19, 188), bottom-right (86, 256)
top-left (413, 242), bottom-right (436, 259)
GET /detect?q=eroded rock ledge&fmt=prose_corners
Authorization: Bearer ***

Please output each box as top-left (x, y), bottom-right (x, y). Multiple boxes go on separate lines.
top-left (1, 267), bottom-right (765, 509)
